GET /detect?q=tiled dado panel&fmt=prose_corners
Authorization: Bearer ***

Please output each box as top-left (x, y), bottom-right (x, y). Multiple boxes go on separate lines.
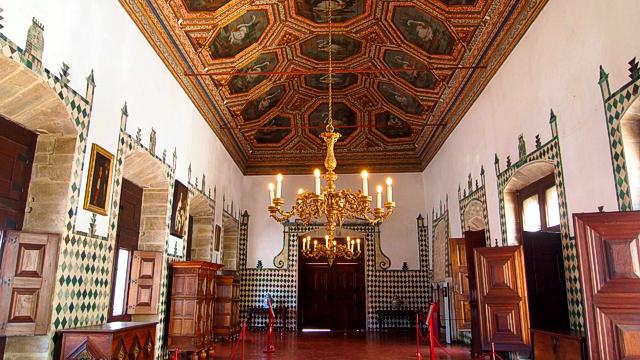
top-left (237, 215), bottom-right (431, 330)
top-left (494, 112), bottom-right (583, 331)
top-left (599, 58), bottom-right (640, 211)
top-left (431, 201), bottom-right (450, 282)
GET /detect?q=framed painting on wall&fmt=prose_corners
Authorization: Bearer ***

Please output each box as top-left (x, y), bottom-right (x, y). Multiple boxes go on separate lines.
top-left (83, 144), bottom-right (114, 216)
top-left (214, 224), bottom-right (222, 252)
top-left (170, 180), bottom-right (189, 238)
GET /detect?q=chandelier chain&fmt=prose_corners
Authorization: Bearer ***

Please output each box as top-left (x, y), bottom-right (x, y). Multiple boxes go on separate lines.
top-left (327, 0), bottom-right (334, 133)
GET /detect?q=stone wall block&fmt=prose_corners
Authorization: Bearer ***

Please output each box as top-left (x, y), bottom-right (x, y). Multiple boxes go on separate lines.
top-left (34, 136), bottom-right (55, 154)
top-left (53, 137), bottom-right (77, 155)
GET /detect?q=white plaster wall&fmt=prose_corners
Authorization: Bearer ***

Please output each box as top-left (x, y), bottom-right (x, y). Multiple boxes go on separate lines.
top-left (421, 0), bottom-right (640, 240)
top-left (243, 172), bottom-right (426, 269)
top-left (2, 1), bottom-right (243, 237)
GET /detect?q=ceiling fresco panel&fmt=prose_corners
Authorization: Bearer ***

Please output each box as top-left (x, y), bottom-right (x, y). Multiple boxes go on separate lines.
top-left (304, 73), bottom-right (358, 91)
top-left (377, 82), bottom-right (424, 116)
top-left (254, 115), bottom-right (292, 145)
top-left (308, 102), bottom-right (357, 142)
top-left (228, 52), bottom-right (279, 94)
top-left (294, 0), bottom-right (365, 23)
top-left (383, 49), bottom-right (439, 90)
top-left (300, 34), bottom-right (362, 62)
top-left (209, 10), bottom-right (269, 59)
top-left (119, 0), bottom-right (548, 174)
top-left (375, 111), bottom-right (413, 140)
top-left (182, 0), bottom-right (231, 12)
top-left (241, 84), bottom-right (286, 122)
top-left (392, 6), bottom-right (455, 56)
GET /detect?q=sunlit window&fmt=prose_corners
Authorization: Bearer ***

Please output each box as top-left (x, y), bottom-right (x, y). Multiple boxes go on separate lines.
top-left (545, 187), bottom-right (560, 227)
top-left (522, 194), bottom-right (541, 232)
top-left (112, 248), bottom-right (130, 317)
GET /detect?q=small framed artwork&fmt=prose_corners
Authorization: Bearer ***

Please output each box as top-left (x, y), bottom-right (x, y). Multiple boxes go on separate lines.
top-left (83, 144), bottom-right (114, 216)
top-left (170, 180), bottom-right (189, 238)
top-left (214, 224), bottom-right (222, 252)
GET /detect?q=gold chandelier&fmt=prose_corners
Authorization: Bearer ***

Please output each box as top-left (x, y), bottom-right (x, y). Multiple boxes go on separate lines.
top-left (301, 235), bottom-right (361, 266)
top-left (266, 1), bottom-right (396, 263)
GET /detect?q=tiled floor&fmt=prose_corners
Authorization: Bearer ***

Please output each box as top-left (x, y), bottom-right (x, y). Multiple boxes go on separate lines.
top-left (211, 331), bottom-right (472, 359)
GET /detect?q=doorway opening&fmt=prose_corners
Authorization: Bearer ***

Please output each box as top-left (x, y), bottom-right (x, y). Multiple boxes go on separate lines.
top-left (221, 210), bottom-right (240, 269)
top-left (506, 164), bottom-right (570, 332)
top-left (297, 235), bottom-right (365, 332)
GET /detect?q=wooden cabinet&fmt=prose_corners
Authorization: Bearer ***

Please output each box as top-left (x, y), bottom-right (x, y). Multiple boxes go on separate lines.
top-left (574, 211), bottom-right (640, 360)
top-left (214, 271), bottom-right (240, 340)
top-left (57, 321), bottom-right (157, 360)
top-left (531, 329), bottom-right (585, 360)
top-left (168, 261), bottom-right (222, 359)
top-left (0, 231), bottom-right (59, 336)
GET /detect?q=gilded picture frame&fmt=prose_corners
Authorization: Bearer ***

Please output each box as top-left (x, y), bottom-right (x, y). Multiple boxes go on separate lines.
top-left (83, 143), bottom-right (114, 216)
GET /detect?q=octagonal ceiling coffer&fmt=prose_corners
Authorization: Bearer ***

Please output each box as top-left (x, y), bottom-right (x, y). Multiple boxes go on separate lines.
top-left (209, 10), bottom-right (269, 59)
top-left (392, 6), bottom-right (455, 56)
top-left (383, 50), bottom-right (438, 90)
top-left (308, 102), bottom-right (357, 142)
top-left (254, 115), bottom-right (292, 145)
top-left (374, 111), bottom-right (413, 140)
top-left (294, 0), bottom-right (366, 23)
top-left (304, 73), bottom-right (358, 91)
top-left (228, 52), bottom-right (279, 94)
top-left (377, 82), bottom-right (424, 116)
top-left (182, 0), bottom-right (232, 12)
top-left (241, 85), bottom-right (286, 122)
top-left (300, 34), bottom-right (362, 62)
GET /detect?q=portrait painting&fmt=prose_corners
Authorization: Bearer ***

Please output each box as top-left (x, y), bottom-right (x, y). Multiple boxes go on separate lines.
top-left (241, 85), bottom-right (286, 122)
top-left (209, 10), bottom-right (269, 59)
top-left (300, 34), bottom-right (361, 62)
top-left (183, 0), bottom-right (231, 12)
top-left (383, 50), bottom-right (438, 90)
top-left (378, 82), bottom-right (424, 115)
top-left (214, 224), bottom-right (222, 252)
top-left (254, 115), bottom-right (291, 144)
top-left (171, 180), bottom-right (189, 238)
top-left (228, 52), bottom-right (278, 94)
top-left (305, 73), bottom-right (357, 91)
top-left (375, 111), bottom-right (413, 139)
top-left (308, 102), bottom-right (356, 141)
top-left (83, 144), bottom-right (114, 216)
top-left (393, 6), bottom-right (454, 55)
top-left (294, 0), bottom-right (365, 23)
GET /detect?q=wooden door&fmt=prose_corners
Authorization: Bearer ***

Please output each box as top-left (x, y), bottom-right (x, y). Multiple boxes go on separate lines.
top-left (522, 231), bottom-right (570, 332)
top-left (449, 237), bottom-right (471, 331)
top-left (0, 117), bottom-right (37, 232)
top-left (464, 230), bottom-right (486, 356)
top-left (127, 251), bottom-right (163, 315)
top-left (474, 245), bottom-right (530, 353)
top-left (0, 231), bottom-right (59, 336)
top-left (298, 242), bottom-right (365, 330)
top-left (574, 211), bottom-right (640, 360)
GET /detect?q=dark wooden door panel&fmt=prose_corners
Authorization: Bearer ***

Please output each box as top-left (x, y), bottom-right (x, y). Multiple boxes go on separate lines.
top-left (464, 230), bottom-right (486, 356)
top-left (474, 245), bottom-right (530, 353)
top-left (522, 231), bottom-right (570, 332)
top-left (299, 245), bottom-right (365, 331)
top-left (574, 211), bottom-right (640, 360)
top-left (127, 251), bottom-right (163, 315)
top-left (449, 237), bottom-right (470, 331)
top-left (0, 117), bottom-right (37, 232)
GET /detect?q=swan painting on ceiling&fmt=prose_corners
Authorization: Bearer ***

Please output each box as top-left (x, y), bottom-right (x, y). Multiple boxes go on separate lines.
top-left (295, 0), bottom-right (365, 23)
top-left (305, 73), bottom-right (357, 91)
top-left (378, 82), bottom-right (424, 115)
top-left (210, 10), bottom-right (269, 59)
top-left (375, 111), bottom-right (412, 139)
top-left (183, 0), bottom-right (231, 12)
top-left (254, 115), bottom-right (292, 144)
top-left (393, 6), bottom-right (455, 55)
top-left (241, 85), bottom-right (286, 122)
top-left (228, 52), bottom-right (279, 94)
top-left (308, 102), bottom-right (357, 142)
top-left (300, 34), bottom-right (362, 62)
top-left (383, 50), bottom-right (438, 90)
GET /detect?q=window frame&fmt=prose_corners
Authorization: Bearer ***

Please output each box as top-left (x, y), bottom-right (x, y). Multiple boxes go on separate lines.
top-left (516, 173), bottom-right (560, 235)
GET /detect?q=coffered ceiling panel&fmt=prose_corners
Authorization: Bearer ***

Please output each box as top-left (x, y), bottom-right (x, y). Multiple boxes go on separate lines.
top-left (119, 0), bottom-right (547, 174)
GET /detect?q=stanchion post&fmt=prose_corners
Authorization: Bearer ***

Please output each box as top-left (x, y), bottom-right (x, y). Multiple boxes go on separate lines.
top-left (491, 341), bottom-right (496, 360)
top-left (241, 323), bottom-right (246, 360)
top-left (415, 313), bottom-right (422, 359)
top-left (263, 300), bottom-right (276, 353)
top-left (428, 306), bottom-right (435, 360)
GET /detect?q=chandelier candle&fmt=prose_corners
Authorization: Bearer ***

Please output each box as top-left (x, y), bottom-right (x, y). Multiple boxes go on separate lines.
top-left (361, 171), bottom-right (369, 197)
top-left (268, 183), bottom-right (275, 205)
top-left (386, 177), bottom-right (393, 202)
top-left (314, 169), bottom-right (321, 195)
top-left (276, 174), bottom-right (283, 198)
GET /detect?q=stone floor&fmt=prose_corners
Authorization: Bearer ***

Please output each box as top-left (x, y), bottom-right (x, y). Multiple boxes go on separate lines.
top-left (211, 331), bottom-right (472, 360)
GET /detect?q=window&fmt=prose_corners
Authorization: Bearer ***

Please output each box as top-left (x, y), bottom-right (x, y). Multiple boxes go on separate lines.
top-left (111, 248), bottom-right (131, 317)
top-left (517, 174), bottom-right (560, 234)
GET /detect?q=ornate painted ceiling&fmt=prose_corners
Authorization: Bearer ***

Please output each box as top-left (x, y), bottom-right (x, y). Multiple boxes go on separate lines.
top-left (119, 0), bottom-right (547, 175)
